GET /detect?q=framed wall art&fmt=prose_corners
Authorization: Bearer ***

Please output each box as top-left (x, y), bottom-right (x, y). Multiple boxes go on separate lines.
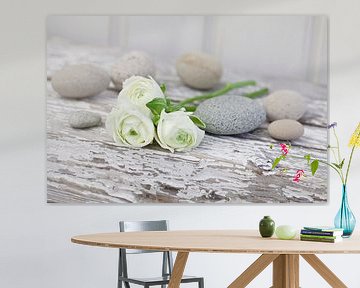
top-left (47, 15), bottom-right (328, 204)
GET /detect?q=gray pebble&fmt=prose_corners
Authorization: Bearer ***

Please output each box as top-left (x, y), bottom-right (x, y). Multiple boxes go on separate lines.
top-left (51, 64), bottom-right (110, 99)
top-left (69, 111), bottom-right (102, 129)
top-left (176, 52), bottom-right (222, 90)
top-left (264, 90), bottom-right (306, 121)
top-left (194, 95), bottom-right (266, 135)
top-left (111, 51), bottom-right (156, 90)
top-left (268, 119), bottom-right (304, 140)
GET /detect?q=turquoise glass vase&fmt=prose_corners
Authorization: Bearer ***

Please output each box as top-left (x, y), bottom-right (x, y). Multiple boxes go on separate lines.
top-left (334, 185), bottom-right (356, 237)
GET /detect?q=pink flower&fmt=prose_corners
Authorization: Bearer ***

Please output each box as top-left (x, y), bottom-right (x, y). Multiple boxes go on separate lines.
top-left (293, 169), bottom-right (305, 183)
top-left (280, 143), bottom-right (289, 155)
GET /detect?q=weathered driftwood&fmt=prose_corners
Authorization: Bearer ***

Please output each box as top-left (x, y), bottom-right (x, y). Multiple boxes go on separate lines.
top-left (47, 40), bottom-right (328, 204)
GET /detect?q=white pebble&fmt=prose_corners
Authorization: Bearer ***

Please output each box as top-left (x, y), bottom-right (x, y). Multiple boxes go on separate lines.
top-left (111, 51), bottom-right (156, 90)
top-left (264, 90), bottom-right (306, 121)
top-left (51, 64), bottom-right (110, 99)
top-left (268, 119), bottom-right (304, 140)
top-left (176, 52), bottom-right (222, 90)
top-left (69, 111), bottom-right (102, 129)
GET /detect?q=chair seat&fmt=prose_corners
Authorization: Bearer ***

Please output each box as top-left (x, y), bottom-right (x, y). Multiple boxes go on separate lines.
top-left (119, 275), bottom-right (202, 285)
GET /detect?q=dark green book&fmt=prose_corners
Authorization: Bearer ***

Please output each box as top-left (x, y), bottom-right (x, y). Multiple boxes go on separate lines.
top-left (300, 236), bottom-right (342, 243)
top-left (300, 234), bottom-right (339, 240)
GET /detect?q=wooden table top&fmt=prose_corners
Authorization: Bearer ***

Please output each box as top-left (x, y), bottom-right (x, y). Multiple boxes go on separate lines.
top-left (71, 230), bottom-right (360, 254)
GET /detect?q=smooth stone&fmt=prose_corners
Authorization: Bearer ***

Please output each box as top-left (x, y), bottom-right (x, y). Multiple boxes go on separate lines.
top-left (69, 111), bottom-right (102, 129)
top-left (51, 64), bottom-right (110, 98)
top-left (111, 51), bottom-right (156, 90)
top-left (264, 90), bottom-right (306, 121)
top-left (176, 52), bottom-right (222, 90)
top-left (194, 95), bottom-right (266, 135)
top-left (268, 119), bottom-right (304, 140)
top-left (275, 225), bottom-right (297, 240)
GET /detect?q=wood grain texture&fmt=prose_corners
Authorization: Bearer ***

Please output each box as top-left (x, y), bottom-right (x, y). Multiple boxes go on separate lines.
top-left (71, 230), bottom-right (360, 254)
top-left (301, 254), bottom-right (347, 288)
top-left (47, 40), bottom-right (329, 203)
top-left (272, 254), bottom-right (300, 288)
top-left (287, 254), bottom-right (300, 288)
top-left (228, 254), bottom-right (279, 288)
top-left (168, 252), bottom-right (189, 288)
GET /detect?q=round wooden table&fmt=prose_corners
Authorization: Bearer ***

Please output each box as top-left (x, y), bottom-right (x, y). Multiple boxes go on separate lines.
top-left (72, 230), bottom-right (360, 288)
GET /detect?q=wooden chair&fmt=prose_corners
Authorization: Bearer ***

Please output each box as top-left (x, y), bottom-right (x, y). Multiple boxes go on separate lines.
top-left (118, 220), bottom-right (204, 288)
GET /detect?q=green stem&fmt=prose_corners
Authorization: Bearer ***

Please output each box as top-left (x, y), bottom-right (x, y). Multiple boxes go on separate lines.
top-left (178, 80), bottom-right (259, 106)
top-left (333, 127), bottom-right (345, 182)
top-left (333, 128), bottom-right (342, 163)
top-left (345, 130), bottom-right (360, 185)
top-left (289, 154), bottom-right (344, 183)
top-left (243, 88), bottom-right (269, 99)
top-left (330, 148), bottom-right (339, 164)
top-left (345, 145), bottom-right (356, 185)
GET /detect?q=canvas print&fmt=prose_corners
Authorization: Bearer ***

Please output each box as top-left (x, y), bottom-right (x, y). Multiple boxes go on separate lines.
top-left (46, 15), bottom-right (328, 203)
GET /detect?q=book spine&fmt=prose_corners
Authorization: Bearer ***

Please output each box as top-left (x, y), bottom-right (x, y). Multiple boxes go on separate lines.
top-left (300, 234), bottom-right (337, 240)
top-left (300, 237), bottom-right (336, 243)
top-left (301, 229), bottom-right (341, 236)
top-left (301, 230), bottom-right (336, 236)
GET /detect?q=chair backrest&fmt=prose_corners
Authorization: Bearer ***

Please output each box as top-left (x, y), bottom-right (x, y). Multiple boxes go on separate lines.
top-left (119, 220), bottom-right (169, 254)
top-left (118, 220), bottom-right (174, 282)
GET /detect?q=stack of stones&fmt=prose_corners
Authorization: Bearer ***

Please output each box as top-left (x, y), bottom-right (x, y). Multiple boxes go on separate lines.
top-left (263, 90), bottom-right (306, 141)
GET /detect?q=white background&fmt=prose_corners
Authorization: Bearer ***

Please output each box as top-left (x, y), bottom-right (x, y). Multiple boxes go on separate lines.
top-left (47, 15), bottom-right (328, 84)
top-left (1, 1), bottom-right (360, 288)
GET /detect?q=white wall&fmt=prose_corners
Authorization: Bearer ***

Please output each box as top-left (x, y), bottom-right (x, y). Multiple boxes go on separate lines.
top-left (1, 1), bottom-right (360, 288)
top-left (47, 15), bottom-right (328, 84)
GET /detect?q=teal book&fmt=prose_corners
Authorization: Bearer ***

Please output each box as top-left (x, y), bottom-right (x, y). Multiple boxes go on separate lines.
top-left (303, 226), bottom-right (344, 232)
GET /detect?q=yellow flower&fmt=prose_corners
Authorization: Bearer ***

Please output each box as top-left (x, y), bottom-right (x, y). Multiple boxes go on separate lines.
top-left (349, 122), bottom-right (360, 147)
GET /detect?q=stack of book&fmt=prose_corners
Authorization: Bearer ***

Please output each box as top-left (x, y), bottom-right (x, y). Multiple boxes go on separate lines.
top-left (300, 227), bottom-right (344, 243)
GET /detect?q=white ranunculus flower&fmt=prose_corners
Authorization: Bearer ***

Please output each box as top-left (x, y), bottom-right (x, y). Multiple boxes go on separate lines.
top-left (156, 109), bottom-right (205, 152)
top-left (106, 105), bottom-right (155, 148)
top-left (118, 76), bottom-right (164, 113)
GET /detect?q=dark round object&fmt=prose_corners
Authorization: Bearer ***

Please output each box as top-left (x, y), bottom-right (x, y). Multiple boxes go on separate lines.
top-left (259, 216), bottom-right (275, 238)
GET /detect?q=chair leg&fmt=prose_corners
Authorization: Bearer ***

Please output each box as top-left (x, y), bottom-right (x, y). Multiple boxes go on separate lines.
top-left (198, 278), bottom-right (204, 288)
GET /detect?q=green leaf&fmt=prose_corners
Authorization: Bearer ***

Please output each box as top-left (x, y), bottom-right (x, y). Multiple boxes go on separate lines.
top-left (160, 83), bottom-right (166, 93)
top-left (269, 144), bottom-right (274, 149)
top-left (272, 157), bottom-right (282, 169)
top-left (166, 104), bottom-right (182, 112)
top-left (146, 98), bottom-right (167, 116)
top-left (304, 154), bottom-right (311, 165)
top-left (339, 158), bottom-right (345, 169)
top-left (332, 163), bottom-right (341, 169)
top-left (152, 114), bottom-right (160, 126)
top-left (310, 160), bottom-right (319, 176)
top-left (189, 115), bottom-right (206, 129)
top-left (184, 105), bottom-right (197, 112)
top-left (333, 159), bottom-right (345, 169)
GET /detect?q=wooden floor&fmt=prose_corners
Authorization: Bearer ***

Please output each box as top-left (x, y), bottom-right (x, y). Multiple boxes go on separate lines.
top-left (47, 39), bottom-right (329, 204)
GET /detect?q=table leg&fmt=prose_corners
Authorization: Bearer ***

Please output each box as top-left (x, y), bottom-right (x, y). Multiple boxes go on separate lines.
top-left (272, 254), bottom-right (299, 288)
top-left (228, 254), bottom-right (279, 288)
top-left (301, 254), bottom-right (347, 288)
top-left (168, 252), bottom-right (189, 288)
